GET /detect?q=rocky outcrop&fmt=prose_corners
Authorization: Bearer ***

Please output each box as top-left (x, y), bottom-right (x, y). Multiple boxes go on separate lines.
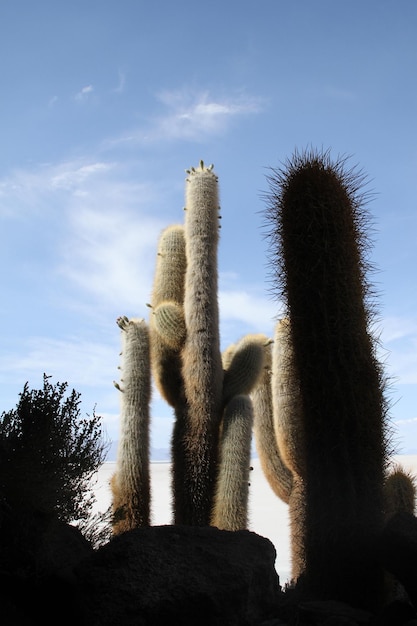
top-left (0, 510), bottom-right (281, 625)
top-left (3, 506), bottom-right (417, 625)
top-left (74, 525), bottom-right (281, 626)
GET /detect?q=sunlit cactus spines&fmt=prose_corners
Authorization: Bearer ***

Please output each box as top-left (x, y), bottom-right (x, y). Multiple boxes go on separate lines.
top-left (271, 318), bottom-right (305, 479)
top-left (150, 224), bottom-right (186, 305)
top-left (251, 335), bottom-right (293, 505)
top-left (222, 334), bottom-right (269, 407)
top-left (143, 161), bottom-right (264, 526)
top-left (149, 225), bottom-right (186, 408)
top-left (211, 395), bottom-right (254, 531)
top-left (182, 160), bottom-right (223, 426)
top-left (152, 301), bottom-right (186, 351)
top-left (264, 148), bottom-right (390, 610)
top-left (165, 162), bottom-right (223, 525)
top-left (111, 316), bottom-right (151, 533)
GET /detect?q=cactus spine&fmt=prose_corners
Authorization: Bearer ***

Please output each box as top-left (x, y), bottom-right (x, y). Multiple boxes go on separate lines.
top-left (111, 316), bottom-right (151, 533)
top-left (264, 149), bottom-right (390, 610)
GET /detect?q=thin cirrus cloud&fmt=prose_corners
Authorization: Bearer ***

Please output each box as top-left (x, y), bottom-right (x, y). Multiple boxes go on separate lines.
top-left (0, 336), bottom-right (116, 389)
top-left (44, 159), bottom-right (167, 312)
top-left (0, 157), bottom-right (166, 315)
top-left (60, 203), bottom-right (165, 312)
top-left (100, 87), bottom-right (265, 150)
top-left (75, 84), bottom-right (94, 102)
top-left (151, 89), bottom-right (264, 140)
top-left (379, 317), bottom-right (417, 385)
top-left (218, 289), bottom-right (278, 337)
top-left (0, 160), bottom-right (113, 218)
top-left (113, 70), bottom-right (126, 94)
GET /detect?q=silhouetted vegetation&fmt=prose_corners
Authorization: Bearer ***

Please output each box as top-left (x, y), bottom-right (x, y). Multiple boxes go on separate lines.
top-left (0, 374), bottom-right (108, 532)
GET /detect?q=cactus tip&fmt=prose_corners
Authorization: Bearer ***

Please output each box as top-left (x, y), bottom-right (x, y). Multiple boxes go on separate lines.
top-left (116, 315), bottom-right (130, 330)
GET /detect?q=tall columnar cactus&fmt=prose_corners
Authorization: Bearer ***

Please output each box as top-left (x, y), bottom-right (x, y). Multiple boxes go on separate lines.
top-left (263, 149), bottom-right (390, 610)
top-left (148, 161), bottom-right (264, 526)
top-left (178, 162), bottom-right (224, 524)
top-left (111, 316), bottom-right (151, 533)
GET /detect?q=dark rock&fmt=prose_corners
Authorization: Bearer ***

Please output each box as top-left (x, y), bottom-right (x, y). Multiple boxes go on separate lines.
top-left (0, 502), bottom-right (93, 625)
top-left (296, 600), bottom-right (371, 625)
top-left (0, 502), bottom-right (93, 580)
top-left (74, 524), bottom-right (282, 626)
top-left (380, 512), bottom-right (417, 609)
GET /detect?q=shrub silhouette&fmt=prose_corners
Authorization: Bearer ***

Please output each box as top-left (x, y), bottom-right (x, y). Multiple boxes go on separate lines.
top-left (0, 373), bottom-right (108, 529)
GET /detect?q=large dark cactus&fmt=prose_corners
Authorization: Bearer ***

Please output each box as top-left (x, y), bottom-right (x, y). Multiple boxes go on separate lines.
top-left (264, 149), bottom-right (391, 610)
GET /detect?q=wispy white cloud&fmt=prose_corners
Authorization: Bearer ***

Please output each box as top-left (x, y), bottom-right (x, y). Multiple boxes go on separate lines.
top-left (0, 160), bottom-right (114, 218)
top-left (147, 88), bottom-right (264, 141)
top-left (50, 161), bottom-right (114, 190)
top-left (75, 84), bottom-right (94, 101)
top-left (380, 316), bottom-right (417, 385)
top-left (0, 335), bottom-right (116, 388)
top-left (60, 201), bottom-right (164, 312)
top-left (381, 316), bottom-right (417, 344)
top-left (219, 289), bottom-right (278, 334)
top-left (113, 70), bottom-right (126, 94)
top-left (0, 157), bottom-right (168, 315)
top-left (395, 417), bottom-right (417, 426)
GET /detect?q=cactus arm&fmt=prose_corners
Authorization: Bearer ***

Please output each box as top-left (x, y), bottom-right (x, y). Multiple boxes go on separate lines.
top-left (150, 224), bottom-right (187, 304)
top-left (271, 319), bottom-right (306, 479)
top-left (252, 335), bottom-right (294, 504)
top-left (222, 333), bottom-right (268, 407)
top-left (211, 395), bottom-right (254, 531)
top-left (111, 316), bottom-right (151, 533)
top-left (152, 301), bottom-right (186, 351)
top-left (149, 225), bottom-right (186, 408)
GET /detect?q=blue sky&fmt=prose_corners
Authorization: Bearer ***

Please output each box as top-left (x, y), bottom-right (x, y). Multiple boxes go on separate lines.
top-left (0, 0), bottom-right (416, 458)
